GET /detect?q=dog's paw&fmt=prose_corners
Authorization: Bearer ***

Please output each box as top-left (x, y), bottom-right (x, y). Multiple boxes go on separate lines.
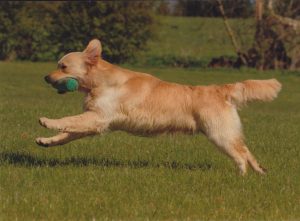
top-left (39, 117), bottom-right (50, 127)
top-left (259, 165), bottom-right (267, 175)
top-left (35, 137), bottom-right (50, 147)
top-left (39, 117), bottom-right (60, 130)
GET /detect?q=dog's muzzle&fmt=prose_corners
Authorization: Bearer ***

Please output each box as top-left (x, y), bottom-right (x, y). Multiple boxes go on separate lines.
top-left (44, 75), bottom-right (51, 84)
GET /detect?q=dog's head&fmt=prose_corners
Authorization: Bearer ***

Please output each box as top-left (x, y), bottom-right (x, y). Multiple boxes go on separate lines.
top-left (44, 39), bottom-right (102, 93)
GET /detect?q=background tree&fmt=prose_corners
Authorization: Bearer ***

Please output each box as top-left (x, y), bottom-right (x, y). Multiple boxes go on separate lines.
top-left (253, 0), bottom-right (300, 70)
top-left (0, 2), bottom-right (154, 63)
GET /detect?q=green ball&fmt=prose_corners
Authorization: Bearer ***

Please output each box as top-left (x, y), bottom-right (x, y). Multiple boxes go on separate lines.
top-left (65, 78), bottom-right (79, 91)
top-left (54, 78), bottom-right (79, 93)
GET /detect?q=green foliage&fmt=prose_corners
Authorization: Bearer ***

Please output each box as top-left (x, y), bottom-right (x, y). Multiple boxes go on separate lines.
top-left (0, 2), bottom-right (60, 61)
top-left (0, 2), bottom-right (154, 63)
top-left (0, 2), bottom-right (24, 60)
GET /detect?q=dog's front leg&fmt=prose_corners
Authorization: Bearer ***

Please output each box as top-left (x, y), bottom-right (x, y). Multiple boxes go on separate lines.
top-left (36, 132), bottom-right (93, 147)
top-left (39, 111), bottom-right (108, 133)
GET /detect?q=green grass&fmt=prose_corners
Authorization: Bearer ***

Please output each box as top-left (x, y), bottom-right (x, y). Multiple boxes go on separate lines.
top-left (0, 61), bottom-right (300, 220)
top-left (137, 16), bottom-right (256, 66)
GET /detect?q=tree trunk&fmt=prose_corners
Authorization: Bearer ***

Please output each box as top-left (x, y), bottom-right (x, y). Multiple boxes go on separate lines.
top-left (216, 0), bottom-right (248, 66)
top-left (268, 0), bottom-right (300, 33)
top-left (268, 0), bottom-right (300, 70)
top-left (255, 0), bottom-right (265, 70)
top-left (256, 0), bottom-right (264, 21)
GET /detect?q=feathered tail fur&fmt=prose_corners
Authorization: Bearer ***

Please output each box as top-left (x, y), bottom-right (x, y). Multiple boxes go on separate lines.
top-left (226, 79), bottom-right (282, 107)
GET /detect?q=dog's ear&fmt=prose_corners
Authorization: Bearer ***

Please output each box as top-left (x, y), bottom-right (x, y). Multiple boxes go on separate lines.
top-left (84, 39), bottom-right (102, 65)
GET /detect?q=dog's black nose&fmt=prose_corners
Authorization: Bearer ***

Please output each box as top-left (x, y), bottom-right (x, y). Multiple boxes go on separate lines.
top-left (44, 75), bottom-right (50, 83)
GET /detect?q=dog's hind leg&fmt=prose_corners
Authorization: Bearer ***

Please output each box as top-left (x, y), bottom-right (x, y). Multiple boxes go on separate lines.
top-left (202, 107), bottom-right (265, 175)
top-left (243, 145), bottom-right (267, 174)
top-left (209, 135), bottom-right (249, 175)
top-left (36, 132), bottom-right (93, 147)
top-left (229, 139), bottom-right (266, 175)
top-left (39, 111), bottom-right (108, 133)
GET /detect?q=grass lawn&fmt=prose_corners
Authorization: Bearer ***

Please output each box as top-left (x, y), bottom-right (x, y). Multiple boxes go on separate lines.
top-left (0, 61), bottom-right (300, 220)
top-left (137, 16), bottom-right (255, 66)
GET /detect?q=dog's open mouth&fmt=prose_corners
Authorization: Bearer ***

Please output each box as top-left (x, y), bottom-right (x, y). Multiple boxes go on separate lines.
top-left (51, 78), bottom-right (79, 94)
top-left (57, 89), bottom-right (67, 94)
top-left (51, 81), bottom-right (65, 94)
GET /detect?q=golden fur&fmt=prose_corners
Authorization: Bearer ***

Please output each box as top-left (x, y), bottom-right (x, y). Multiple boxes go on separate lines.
top-left (36, 39), bottom-right (282, 175)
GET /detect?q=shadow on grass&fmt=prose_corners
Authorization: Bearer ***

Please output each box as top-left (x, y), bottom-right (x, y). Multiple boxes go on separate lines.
top-left (0, 152), bottom-right (212, 171)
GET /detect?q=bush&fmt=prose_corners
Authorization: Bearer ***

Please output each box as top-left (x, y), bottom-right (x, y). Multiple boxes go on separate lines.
top-left (0, 2), bottom-right (24, 60)
top-left (174, 0), bottom-right (254, 18)
top-left (0, 2), bottom-right (154, 63)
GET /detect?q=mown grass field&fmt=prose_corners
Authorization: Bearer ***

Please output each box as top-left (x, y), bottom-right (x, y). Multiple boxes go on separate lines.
top-left (1, 15), bottom-right (300, 220)
top-left (0, 61), bottom-right (300, 220)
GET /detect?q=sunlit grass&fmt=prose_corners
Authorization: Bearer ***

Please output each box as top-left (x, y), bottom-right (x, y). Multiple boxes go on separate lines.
top-left (0, 61), bottom-right (299, 220)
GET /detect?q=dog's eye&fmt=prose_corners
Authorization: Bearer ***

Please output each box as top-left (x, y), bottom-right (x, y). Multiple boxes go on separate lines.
top-left (59, 63), bottom-right (67, 70)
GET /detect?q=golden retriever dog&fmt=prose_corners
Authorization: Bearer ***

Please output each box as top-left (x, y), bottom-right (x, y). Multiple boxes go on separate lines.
top-left (36, 39), bottom-right (281, 175)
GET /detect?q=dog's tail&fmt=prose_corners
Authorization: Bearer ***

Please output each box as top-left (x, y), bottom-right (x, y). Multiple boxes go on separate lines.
top-left (225, 79), bottom-right (282, 107)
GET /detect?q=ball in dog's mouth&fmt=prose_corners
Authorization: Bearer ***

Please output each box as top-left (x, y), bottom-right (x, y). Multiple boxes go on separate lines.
top-left (52, 78), bottom-right (79, 94)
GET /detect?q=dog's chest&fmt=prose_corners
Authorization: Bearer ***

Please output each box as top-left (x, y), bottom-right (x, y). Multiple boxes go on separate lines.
top-left (93, 88), bottom-right (121, 116)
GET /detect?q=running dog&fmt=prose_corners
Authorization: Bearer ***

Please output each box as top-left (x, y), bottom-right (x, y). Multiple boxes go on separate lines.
top-left (36, 39), bottom-right (281, 175)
